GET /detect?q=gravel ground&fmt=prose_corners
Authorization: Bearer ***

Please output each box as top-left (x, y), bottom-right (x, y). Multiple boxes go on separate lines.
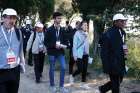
top-left (19, 65), bottom-right (140, 93)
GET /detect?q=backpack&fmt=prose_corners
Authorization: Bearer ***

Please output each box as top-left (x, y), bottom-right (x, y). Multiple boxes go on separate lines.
top-left (29, 32), bottom-right (36, 52)
top-left (15, 28), bottom-right (21, 41)
top-left (29, 31), bottom-right (45, 52)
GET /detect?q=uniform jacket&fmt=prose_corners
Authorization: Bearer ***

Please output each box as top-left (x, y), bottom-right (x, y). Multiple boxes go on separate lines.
top-left (100, 26), bottom-right (126, 75)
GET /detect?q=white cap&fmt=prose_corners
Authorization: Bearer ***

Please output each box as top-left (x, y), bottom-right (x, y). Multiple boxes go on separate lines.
top-left (113, 13), bottom-right (127, 21)
top-left (2, 8), bottom-right (17, 16)
top-left (35, 22), bottom-right (44, 28)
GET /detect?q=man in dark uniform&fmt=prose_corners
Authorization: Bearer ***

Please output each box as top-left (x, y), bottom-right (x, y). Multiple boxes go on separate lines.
top-left (99, 13), bottom-right (128, 93)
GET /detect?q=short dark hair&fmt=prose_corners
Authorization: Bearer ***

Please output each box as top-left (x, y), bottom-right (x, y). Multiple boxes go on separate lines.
top-left (66, 20), bottom-right (69, 25)
top-left (53, 12), bottom-right (62, 19)
top-left (80, 20), bottom-right (87, 27)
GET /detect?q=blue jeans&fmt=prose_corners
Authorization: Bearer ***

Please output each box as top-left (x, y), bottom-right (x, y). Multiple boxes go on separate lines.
top-left (48, 55), bottom-right (66, 87)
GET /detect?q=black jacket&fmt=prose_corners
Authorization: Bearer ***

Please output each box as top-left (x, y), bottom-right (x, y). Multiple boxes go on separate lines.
top-left (100, 26), bottom-right (126, 76)
top-left (44, 25), bottom-right (68, 56)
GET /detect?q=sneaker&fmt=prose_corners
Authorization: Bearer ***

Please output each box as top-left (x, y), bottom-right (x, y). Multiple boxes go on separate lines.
top-left (69, 75), bottom-right (74, 85)
top-left (59, 87), bottom-right (69, 93)
top-left (50, 86), bottom-right (56, 93)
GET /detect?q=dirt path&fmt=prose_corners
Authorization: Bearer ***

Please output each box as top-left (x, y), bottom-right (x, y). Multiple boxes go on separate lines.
top-left (19, 65), bottom-right (140, 93)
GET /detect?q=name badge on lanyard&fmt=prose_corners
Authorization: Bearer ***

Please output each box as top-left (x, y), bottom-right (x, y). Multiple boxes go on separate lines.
top-left (7, 48), bottom-right (16, 64)
top-left (1, 26), bottom-right (16, 64)
top-left (38, 33), bottom-right (44, 51)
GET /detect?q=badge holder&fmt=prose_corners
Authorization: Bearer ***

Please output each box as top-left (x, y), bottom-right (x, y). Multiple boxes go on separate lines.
top-left (56, 41), bottom-right (61, 45)
top-left (7, 48), bottom-right (17, 68)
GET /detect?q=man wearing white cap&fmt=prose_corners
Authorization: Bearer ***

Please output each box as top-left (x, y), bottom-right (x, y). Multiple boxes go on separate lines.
top-left (0, 8), bottom-right (25, 93)
top-left (26, 22), bottom-right (46, 83)
top-left (99, 13), bottom-right (128, 93)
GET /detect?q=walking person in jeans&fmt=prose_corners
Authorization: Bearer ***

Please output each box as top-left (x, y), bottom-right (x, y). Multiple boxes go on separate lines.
top-left (44, 12), bottom-right (68, 93)
top-left (26, 22), bottom-right (46, 83)
top-left (71, 21), bottom-right (90, 89)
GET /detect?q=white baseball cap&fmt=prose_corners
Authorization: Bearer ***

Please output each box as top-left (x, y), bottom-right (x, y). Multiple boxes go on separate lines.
top-left (113, 13), bottom-right (127, 21)
top-left (35, 22), bottom-right (44, 28)
top-left (2, 8), bottom-right (17, 16)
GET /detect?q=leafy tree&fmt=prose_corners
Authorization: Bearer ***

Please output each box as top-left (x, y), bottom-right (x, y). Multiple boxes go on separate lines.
top-left (38, 0), bottom-right (54, 24)
top-left (56, 0), bottom-right (74, 22)
top-left (72, 0), bottom-right (140, 57)
top-left (0, 0), bottom-right (37, 25)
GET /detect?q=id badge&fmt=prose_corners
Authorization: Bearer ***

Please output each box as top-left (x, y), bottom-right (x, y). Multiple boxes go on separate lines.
top-left (56, 41), bottom-right (60, 45)
top-left (123, 44), bottom-right (128, 55)
top-left (39, 44), bottom-right (44, 48)
top-left (39, 44), bottom-right (44, 51)
top-left (6, 49), bottom-right (16, 64)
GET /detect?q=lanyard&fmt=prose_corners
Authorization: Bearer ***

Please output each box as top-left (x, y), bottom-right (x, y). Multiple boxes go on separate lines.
top-left (37, 32), bottom-right (44, 44)
top-left (56, 27), bottom-right (60, 40)
top-left (119, 29), bottom-right (125, 43)
top-left (1, 26), bottom-right (13, 48)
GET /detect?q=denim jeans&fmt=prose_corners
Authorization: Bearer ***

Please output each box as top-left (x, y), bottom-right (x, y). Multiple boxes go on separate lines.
top-left (48, 55), bottom-right (66, 87)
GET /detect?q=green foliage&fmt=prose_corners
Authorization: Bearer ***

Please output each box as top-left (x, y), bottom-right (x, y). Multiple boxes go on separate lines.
top-left (38, 0), bottom-right (54, 23)
top-left (0, 0), bottom-right (36, 18)
top-left (0, 0), bottom-right (55, 24)
top-left (126, 37), bottom-right (140, 80)
top-left (56, 1), bottom-right (74, 20)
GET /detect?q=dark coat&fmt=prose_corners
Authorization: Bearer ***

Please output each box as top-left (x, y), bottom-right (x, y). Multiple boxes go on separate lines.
top-left (44, 25), bottom-right (68, 56)
top-left (100, 26), bottom-right (126, 76)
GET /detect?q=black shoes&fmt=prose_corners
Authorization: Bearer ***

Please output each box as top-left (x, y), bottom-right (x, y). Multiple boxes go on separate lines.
top-left (36, 79), bottom-right (40, 83)
top-left (99, 86), bottom-right (105, 93)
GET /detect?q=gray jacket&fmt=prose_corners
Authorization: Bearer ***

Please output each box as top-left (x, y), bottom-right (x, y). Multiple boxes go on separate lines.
top-left (26, 32), bottom-right (46, 54)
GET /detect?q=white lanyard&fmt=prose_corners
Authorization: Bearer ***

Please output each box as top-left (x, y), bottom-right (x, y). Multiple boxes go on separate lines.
top-left (1, 26), bottom-right (13, 48)
top-left (56, 27), bottom-right (60, 40)
top-left (37, 32), bottom-right (44, 43)
top-left (119, 29), bottom-right (125, 43)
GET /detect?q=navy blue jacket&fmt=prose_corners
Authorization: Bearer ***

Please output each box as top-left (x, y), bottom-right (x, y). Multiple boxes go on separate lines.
top-left (100, 26), bottom-right (126, 76)
top-left (44, 25), bottom-right (68, 56)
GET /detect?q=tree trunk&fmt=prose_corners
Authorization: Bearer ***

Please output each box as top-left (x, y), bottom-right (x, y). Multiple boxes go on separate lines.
top-left (93, 18), bottom-right (105, 58)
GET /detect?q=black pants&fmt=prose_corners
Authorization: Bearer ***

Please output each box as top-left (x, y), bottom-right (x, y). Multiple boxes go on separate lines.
top-left (69, 55), bottom-right (75, 75)
top-left (33, 52), bottom-right (45, 81)
top-left (72, 55), bottom-right (88, 82)
top-left (0, 66), bottom-right (20, 93)
top-left (28, 50), bottom-right (33, 66)
top-left (100, 74), bottom-right (123, 93)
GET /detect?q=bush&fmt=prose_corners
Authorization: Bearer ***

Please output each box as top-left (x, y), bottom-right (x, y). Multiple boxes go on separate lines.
top-left (125, 37), bottom-right (140, 80)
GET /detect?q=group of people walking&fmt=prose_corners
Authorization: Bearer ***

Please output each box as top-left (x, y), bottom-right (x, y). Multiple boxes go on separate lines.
top-left (0, 8), bottom-right (128, 93)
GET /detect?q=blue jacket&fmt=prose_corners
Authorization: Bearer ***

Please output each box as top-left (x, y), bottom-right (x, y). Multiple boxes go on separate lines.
top-left (0, 25), bottom-right (25, 69)
top-left (73, 30), bottom-right (89, 60)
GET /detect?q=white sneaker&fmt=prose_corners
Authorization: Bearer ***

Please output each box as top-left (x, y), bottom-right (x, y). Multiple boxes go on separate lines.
top-left (49, 86), bottom-right (56, 93)
top-left (59, 87), bottom-right (69, 93)
top-left (69, 75), bottom-right (74, 85)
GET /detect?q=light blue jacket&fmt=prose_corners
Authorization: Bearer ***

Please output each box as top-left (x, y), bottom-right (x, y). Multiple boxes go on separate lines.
top-left (0, 25), bottom-right (25, 69)
top-left (73, 30), bottom-right (89, 60)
